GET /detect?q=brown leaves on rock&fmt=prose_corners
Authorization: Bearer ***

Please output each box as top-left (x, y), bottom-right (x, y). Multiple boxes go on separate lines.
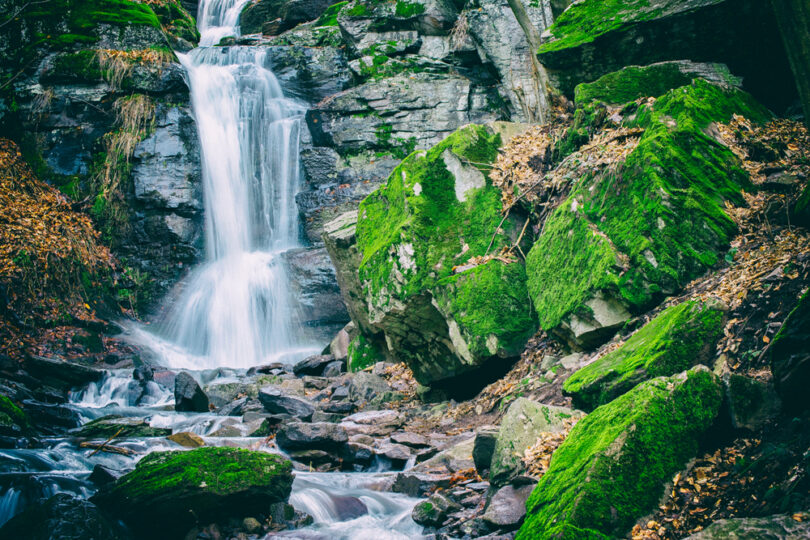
top-left (0, 138), bottom-right (114, 328)
top-left (522, 415), bottom-right (579, 479)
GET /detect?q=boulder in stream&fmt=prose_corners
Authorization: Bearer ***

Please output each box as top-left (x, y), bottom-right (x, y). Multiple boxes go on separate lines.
top-left (258, 387), bottom-right (316, 420)
top-left (92, 447), bottom-right (293, 538)
top-left (174, 371), bottom-right (210, 412)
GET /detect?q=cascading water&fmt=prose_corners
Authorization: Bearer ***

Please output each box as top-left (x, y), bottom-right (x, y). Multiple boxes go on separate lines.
top-left (132, 0), bottom-right (320, 370)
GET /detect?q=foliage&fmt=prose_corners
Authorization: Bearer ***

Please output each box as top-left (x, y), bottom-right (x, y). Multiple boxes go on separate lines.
top-left (0, 139), bottom-right (114, 326)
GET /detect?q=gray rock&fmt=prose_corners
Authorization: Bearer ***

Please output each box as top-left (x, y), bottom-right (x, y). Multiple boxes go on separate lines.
top-left (685, 513), bottom-right (810, 539)
top-left (283, 247), bottom-right (349, 338)
top-left (481, 483), bottom-right (536, 529)
top-left (472, 426), bottom-right (499, 476)
top-left (412, 438), bottom-right (475, 474)
top-left (276, 422), bottom-right (348, 451)
top-left (23, 356), bottom-right (103, 390)
top-left (393, 472), bottom-right (453, 497)
top-left (341, 409), bottom-right (403, 436)
top-left (490, 399), bottom-right (582, 486)
top-left (391, 431), bottom-right (430, 448)
top-left (174, 372), bottom-right (210, 413)
top-left (329, 323), bottom-right (354, 361)
top-left (293, 354), bottom-right (336, 377)
top-left (322, 360), bottom-right (345, 378)
top-left (265, 46), bottom-right (352, 103)
top-left (376, 442), bottom-right (412, 462)
top-left (411, 493), bottom-right (460, 528)
top-left (348, 372), bottom-right (390, 402)
top-left (258, 387), bottom-right (315, 420)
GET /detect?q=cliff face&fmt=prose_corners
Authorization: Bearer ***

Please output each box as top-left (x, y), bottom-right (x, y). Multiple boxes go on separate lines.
top-left (0, 0), bottom-right (203, 313)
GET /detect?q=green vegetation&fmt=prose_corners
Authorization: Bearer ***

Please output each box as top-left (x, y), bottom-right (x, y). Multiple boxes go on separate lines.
top-left (575, 63), bottom-right (693, 106)
top-left (563, 300), bottom-right (726, 410)
top-left (316, 1), bottom-right (349, 26)
top-left (395, 0), bottom-right (426, 17)
top-left (526, 80), bottom-right (771, 340)
top-left (0, 394), bottom-right (28, 433)
top-left (518, 367), bottom-right (723, 539)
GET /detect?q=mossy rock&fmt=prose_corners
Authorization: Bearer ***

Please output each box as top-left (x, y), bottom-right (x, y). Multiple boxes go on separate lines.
top-left (352, 124), bottom-right (537, 385)
top-left (517, 366), bottom-right (723, 539)
top-left (770, 291), bottom-right (810, 412)
top-left (525, 79), bottom-right (770, 350)
top-left (92, 447), bottom-right (293, 538)
top-left (0, 394), bottom-right (28, 436)
top-left (347, 334), bottom-right (382, 372)
top-left (563, 299), bottom-right (727, 410)
top-left (574, 60), bottom-right (741, 107)
top-left (75, 415), bottom-right (173, 438)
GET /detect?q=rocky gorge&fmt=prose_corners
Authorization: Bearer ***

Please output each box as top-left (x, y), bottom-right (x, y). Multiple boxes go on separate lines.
top-left (1, 0), bottom-right (810, 539)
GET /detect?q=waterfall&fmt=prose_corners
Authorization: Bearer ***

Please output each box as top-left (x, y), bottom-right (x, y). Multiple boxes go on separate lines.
top-left (132, 0), bottom-right (318, 369)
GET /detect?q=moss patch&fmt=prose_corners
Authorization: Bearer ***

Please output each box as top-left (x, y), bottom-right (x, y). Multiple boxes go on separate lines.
top-left (526, 80), bottom-right (770, 346)
top-left (563, 299), bottom-right (726, 410)
top-left (93, 448), bottom-right (293, 536)
top-left (517, 367), bottom-right (723, 539)
top-left (347, 334), bottom-right (381, 372)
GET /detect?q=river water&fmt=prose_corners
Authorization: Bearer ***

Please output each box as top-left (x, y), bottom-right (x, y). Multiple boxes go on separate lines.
top-left (0, 1), bottom-right (425, 536)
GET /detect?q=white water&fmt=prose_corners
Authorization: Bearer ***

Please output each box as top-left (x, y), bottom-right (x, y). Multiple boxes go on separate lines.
top-left (132, 0), bottom-right (320, 370)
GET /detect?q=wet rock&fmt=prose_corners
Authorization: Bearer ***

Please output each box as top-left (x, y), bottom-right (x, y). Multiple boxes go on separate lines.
top-left (481, 483), bottom-right (536, 530)
top-left (89, 464), bottom-right (122, 487)
top-left (23, 400), bottom-right (82, 430)
top-left (242, 517), bottom-right (262, 534)
top-left (0, 493), bottom-right (130, 540)
top-left (392, 472), bottom-right (453, 497)
top-left (330, 495), bottom-right (368, 520)
top-left (268, 502), bottom-right (314, 531)
top-left (167, 431), bottom-right (205, 448)
top-left (684, 513), bottom-right (810, 539)
top-left (93, 448), bottom-right (293, 539)
top-left (76, 415), bottom-right (172, 438)
top-left (472, 426), bottom-right (499, 476)
top-left (174, 372), bottom-right (210, 413)
top-left (770, 292), bottom-right (810, 411)
top-left (320, 401), bottom-right (355, 414)
top-left (340, 409), bottom-right (402, 437)
top-left (258, 387), bottom-right (315, 420)
top-left (276, 422), bottom-right (348, 451)
top-left (293, 354), bottom-right (336, 377)
top-left (376, 442), bottom-right (412, 463)
top-left (23, 356), bottom-right (103, 390)
top-left (490, 399), bottom-right (580, 487)
top-left (412, 492), bottom-right (460, 527)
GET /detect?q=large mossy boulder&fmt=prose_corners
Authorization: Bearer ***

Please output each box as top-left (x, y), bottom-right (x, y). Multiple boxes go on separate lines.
top-left (92, 447), bottom-right (293, 538)
top-left (563, 299), bottom-right (726, 410)
top-left (536, 0), bottom-right (794, 111)
top-left (327, 124), bottom-right (538, 388)
top-left (490, 398), bottom-right (582, 487)
top-left (770, 292), bottom-right (810, 412)
top-left (525, 79), bottom-right (770, 350)
top-left (517, 366), bottom-right (723, 540)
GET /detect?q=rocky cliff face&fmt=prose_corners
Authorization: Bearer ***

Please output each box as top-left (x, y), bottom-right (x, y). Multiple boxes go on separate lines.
top-left (0, 0), bottom-right (203, 312)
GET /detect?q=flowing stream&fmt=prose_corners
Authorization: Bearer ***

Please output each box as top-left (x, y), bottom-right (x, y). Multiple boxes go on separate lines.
top-left (0, 1), bottom-right (425, 536)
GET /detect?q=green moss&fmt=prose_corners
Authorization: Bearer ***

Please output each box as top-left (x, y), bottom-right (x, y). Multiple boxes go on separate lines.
top-left (538, 0), bottom-right (722, 55)
top-left (48, 50), bottom-right (103, 82)
top-left (345, 3), bottom-right (368, 16)
top-left (395, 0), bottom-right (426, 17)
top-left (102, 447), bottom-right (292, 501)
top-left (517, 367), bottom-right (723, 539)
top-left (574, 63), bottom-right (696, 107)
top-left (356, 125), bottom-right (505, 300)
top-left (436, 260), bottom-right (537, 359)
top-left (316, 1), bottom-right (349, 26)
top-left (347, 334), bottom-right (381, 372)
top-left (77, 415), bottom-right (172, 438)
top-left (563, 300), bottom-right (726, 410)
top-left (526, 80), bottom-right (771, 341)
top-left (0, 395), bottom-right (28, 429)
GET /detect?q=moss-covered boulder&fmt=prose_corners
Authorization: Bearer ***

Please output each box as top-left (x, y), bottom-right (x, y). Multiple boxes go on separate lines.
top-left (536, 0), bottom-right (794, 111)
top-left (92, 447), bottom-right (293, 538)
top-left (525, 79), bottom-right (769, 350)
top-left (75, 415), bottom-right (172, 438)
top-left (331, 124), bottom-right (537, 387)
top-left (489, 398), bottom-right (582, 487)
top-left (770, 292), bottom-right (810, 412)
top-left (574, 60), bottom-right (741, 107)
top-left (517, 366), bottom-right (723, 540)
top-left (563, 299), bottom-right (726, 410)
top-left (0, 394), bottom-right (29, 437)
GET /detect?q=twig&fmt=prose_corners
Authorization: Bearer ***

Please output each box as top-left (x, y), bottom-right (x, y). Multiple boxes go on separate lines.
top-left (85, 427), bottom-right (125, 456)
